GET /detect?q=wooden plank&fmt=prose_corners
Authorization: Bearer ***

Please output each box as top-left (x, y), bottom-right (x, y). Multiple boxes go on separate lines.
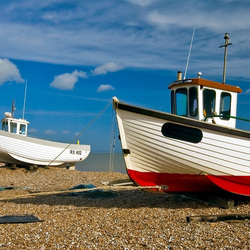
top-left (187, 214), bottom-right (250, 223)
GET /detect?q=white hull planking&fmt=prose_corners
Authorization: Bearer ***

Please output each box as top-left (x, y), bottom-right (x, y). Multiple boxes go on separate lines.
top-left (116, 109), bottom-right (250, 176)
top-left (0, 130), bottom-right (90, 166)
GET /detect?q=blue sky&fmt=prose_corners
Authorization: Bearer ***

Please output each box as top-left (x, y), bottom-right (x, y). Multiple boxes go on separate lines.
top-left (0, 0), bottom-right (249, 152)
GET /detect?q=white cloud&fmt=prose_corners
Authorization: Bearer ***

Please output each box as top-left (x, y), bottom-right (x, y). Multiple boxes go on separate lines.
top-left (50, 70), bottom-right (87, 90)
top-left (44, 129), bottom-right (56, 135)
top-left (97, 84), bottom-right (115, 93)
top-left (75, 132), bottom-right (80, 137)
top-left (28, 128), bottom-right (37, 134)
top-left (62, 130), bottom-right (69, 135)
top-left (0, 1), bottom-right (250, 80)
top-left (91, 62), bottom-right (124, 76)
top-left (244, 89), bottom-right (250, 94)
top-left (147, 11), bottom-right (170, 27)
top-left (126, 0), bottom-right (156, 6)
top-left (0, 58), bottom-right (24, 85)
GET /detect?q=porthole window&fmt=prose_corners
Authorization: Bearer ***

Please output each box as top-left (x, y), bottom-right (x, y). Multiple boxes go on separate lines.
top-left (161, 122), bottom-right (203, 143)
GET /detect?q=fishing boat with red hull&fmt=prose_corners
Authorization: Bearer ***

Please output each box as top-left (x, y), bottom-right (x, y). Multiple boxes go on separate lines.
top-left (113, 34), bottom-right (250, 196)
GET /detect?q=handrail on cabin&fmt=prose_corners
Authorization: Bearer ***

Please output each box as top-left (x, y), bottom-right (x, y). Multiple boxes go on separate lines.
top-left (204, 114), bottom-right (250, 123)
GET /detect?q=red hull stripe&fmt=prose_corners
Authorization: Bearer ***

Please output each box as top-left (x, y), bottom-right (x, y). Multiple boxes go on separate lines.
top-left (206, 175), bottom-right (250, 196)
top-left (127, 170), bottom-right (250, 196)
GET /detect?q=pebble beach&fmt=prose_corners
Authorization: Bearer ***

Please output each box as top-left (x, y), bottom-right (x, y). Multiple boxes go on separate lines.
top-left (0, 166), bottom-right (250, 249)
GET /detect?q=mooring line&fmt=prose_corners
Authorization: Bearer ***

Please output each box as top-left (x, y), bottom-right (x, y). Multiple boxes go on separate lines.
top-left (0, 101), bottom-right (113, 207)
top-left (109, 107), bottom-right (117, 172)
top-left (0, 184), bottom-right (161, 201)
top-left (46, 101), bottom-right (112, 168)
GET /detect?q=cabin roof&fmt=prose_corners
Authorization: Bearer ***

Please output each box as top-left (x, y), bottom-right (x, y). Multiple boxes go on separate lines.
top-left (168, 78), bottom-right (242, 93)
top-left (1, 117), bottom-right (30, 125)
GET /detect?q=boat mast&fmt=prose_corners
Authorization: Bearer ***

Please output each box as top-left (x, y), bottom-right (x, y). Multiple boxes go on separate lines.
top-left (219, 33), bottom-right (232, 84)
top-left (22, 79), bottom-right (28, 119)
top-left (11, 100), bottom-right (16, 117)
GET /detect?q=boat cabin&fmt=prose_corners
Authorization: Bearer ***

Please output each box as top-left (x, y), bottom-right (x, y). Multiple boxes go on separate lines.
top-left (1, 112), bottom-right (29, 136)
top-left (168, 71), bottom-right (242, 128)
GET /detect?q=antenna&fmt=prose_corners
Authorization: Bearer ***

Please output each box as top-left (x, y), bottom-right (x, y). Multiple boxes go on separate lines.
top-left (219, 33), bottom-right (232, 84)
top-left (22, 79), bottom-right (27, 119)
top-left (184, 27), bottom-right (196, 79)
top-left (11, 100), bottom-right (16, 117)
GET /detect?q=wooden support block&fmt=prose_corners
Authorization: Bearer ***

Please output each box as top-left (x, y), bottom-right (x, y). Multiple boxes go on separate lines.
top-left (187, 214), bottom-right (250, 223)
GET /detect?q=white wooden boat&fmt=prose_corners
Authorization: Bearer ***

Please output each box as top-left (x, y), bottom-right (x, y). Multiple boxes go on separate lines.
top-left (0, 103), bottom-right (90, 168)
top-left (113, 35), bottom-right (250, 196)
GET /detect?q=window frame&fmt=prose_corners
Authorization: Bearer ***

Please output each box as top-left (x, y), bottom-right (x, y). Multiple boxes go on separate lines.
top-left (175, 88), bottom-right (188, 117)
top-left (220, 92), bottom-right (231, 120)
top-left (189, 87), bottom-right (198, 117)
top-left (203, 89), bottom-right (216, 117)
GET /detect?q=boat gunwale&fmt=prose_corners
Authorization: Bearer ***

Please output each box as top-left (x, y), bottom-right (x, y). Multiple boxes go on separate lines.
top-left (113, 99), bottom-right (250, 139)
top-left (0, 130), bottom-right (90, 150)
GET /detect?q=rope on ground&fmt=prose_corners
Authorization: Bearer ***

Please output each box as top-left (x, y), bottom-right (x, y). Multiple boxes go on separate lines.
top-left (0, 184), bottom-right (162, 201)
top-left (46, 101), bottom-right (112, 168)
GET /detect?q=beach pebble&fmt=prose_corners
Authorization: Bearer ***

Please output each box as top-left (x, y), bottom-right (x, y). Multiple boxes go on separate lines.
top-left (0, 167), bottom-right (249, 248)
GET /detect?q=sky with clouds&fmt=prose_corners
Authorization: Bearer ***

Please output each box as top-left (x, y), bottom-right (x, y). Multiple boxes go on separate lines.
top-left (0, 0), bottom-right (249, 152)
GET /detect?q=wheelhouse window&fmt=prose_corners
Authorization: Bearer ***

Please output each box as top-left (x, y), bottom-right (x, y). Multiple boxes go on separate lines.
top-left (176, 88), bottom-right (187, 116)
top-left (203, 89), bottom-right (216, 117)
top-left (220, 92), bottom-right (231, 120)
top-left (189, 87), bottom-right (198, 117)
top-left (10, 122), bottom-right (17, 133)
top-left (20, 124), bottom-right (27, 135)
top-left (2, 121), bottom-right (8, 132)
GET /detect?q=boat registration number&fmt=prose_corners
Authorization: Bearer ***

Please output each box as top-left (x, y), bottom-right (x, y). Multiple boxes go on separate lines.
top-left (70, 150), bottom-right (82, 155)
